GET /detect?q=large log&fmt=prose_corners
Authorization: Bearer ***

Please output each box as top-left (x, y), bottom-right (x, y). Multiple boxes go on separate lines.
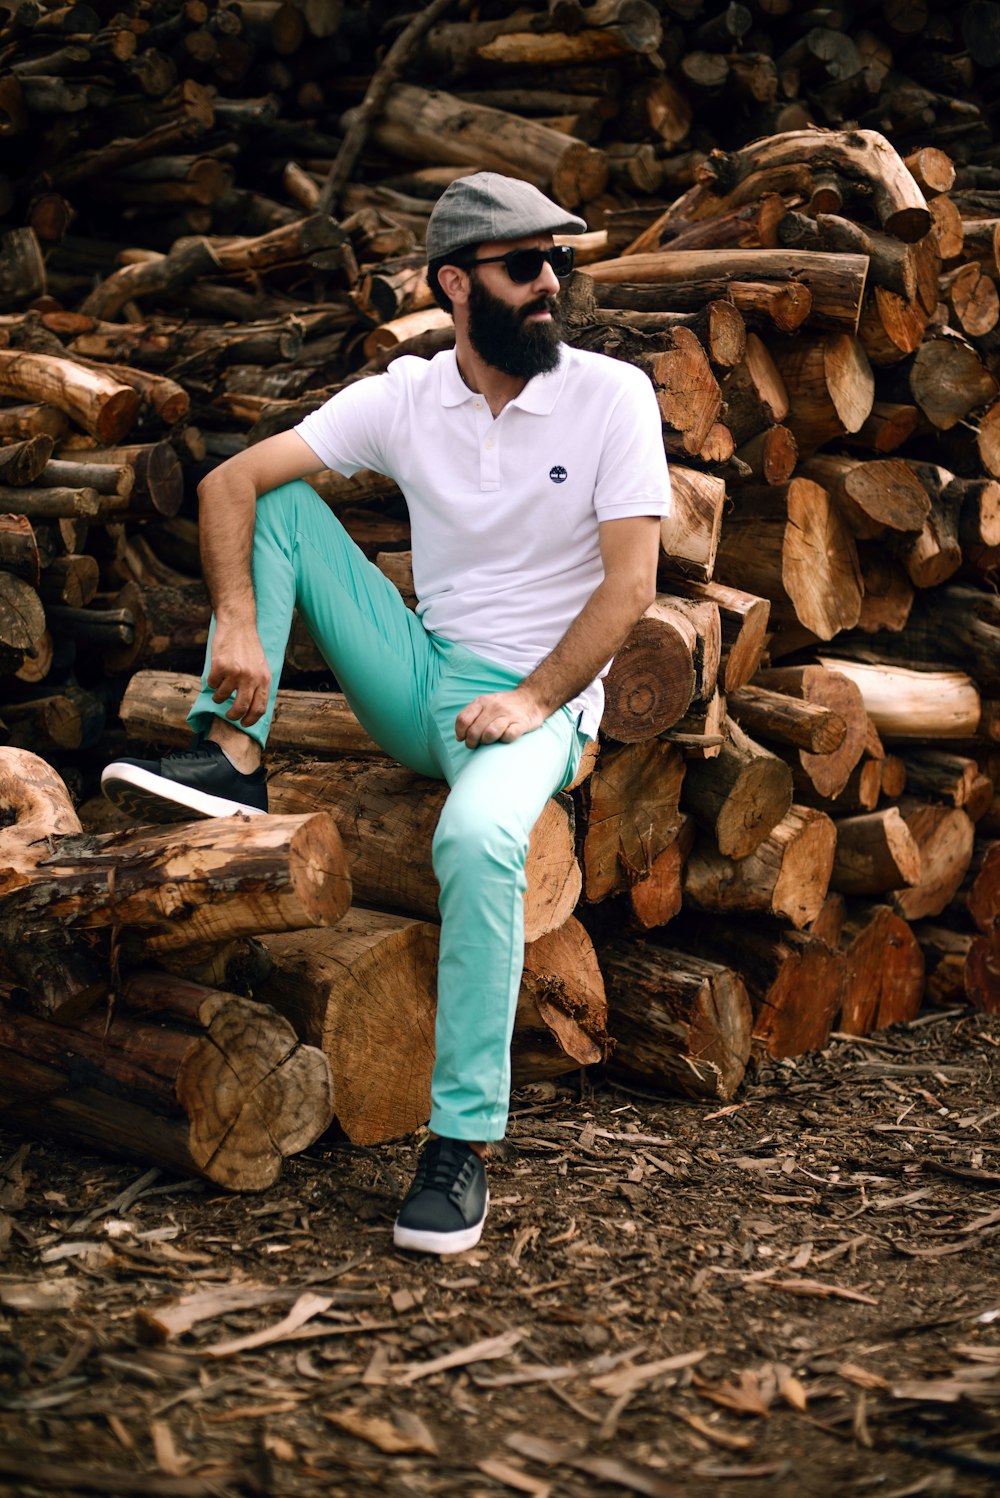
top-left (767, 333), bottom-right (874, 451)
top-left (683, 805), bottom-right (837, 930)
top-left (259, 911), bottom-right (608, 1143)
top-left (682, 920), bottom-right (846, 1059)
top-left (267, 759), bottom-right (580, 942)
top-left (749, 664), bottom-right (867, 799)
top-left (816, 658), bottom-right (985, 741)
top-left (681, 717), bottom-right (793, 860)
top-left (585, 248), bottom-right (869, 331)
top-left (0, 971), bottom-right (333, 1190)
top-left (120, 671), bottom-right (383, 756)
top-left (0, 748), bottom-right (351, 1017)
top-left (714, 477), bottom-right (863, 641)
top-left (599, 940), bottom-right (752, 1101)
top-left (0, 349), bottom-right (140, 442)
top-left (837, 906), bottom-right (925, 1035)
top-left (665, 129), bottom-right (931, 242)
top-left (657, 578), bottom-right (769, 692)
top-left (830, 807), bottom-right (923, 897)
top-left (602, 593), bottom-right (720, 742)
top-left (357, 83), bottom-right (608, 208)
top-left (575, 738), bottom-right (685, 902)
top-left (889, 801), bottom-right (976, 922)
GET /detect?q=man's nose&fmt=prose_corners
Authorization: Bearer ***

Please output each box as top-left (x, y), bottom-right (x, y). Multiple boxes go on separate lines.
top-left (534, 259), bottom-right (561, 295)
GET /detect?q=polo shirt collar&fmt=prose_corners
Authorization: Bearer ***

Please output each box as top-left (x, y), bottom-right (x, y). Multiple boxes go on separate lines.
top-left (439, 346), bottom-right (568, 413)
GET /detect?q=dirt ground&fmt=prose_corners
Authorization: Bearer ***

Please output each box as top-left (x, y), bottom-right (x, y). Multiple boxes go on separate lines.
top-left (1, 1008), bottom-right (999, 1498)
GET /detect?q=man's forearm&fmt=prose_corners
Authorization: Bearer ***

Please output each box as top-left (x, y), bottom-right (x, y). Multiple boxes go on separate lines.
top-left (197, 464), bottom-right (259, 626)
top-left (519, 575), bottom-right (652, 716)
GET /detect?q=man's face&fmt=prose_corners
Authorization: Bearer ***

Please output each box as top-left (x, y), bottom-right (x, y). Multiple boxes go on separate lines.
top-left (463, 235), bottom-right (564, 380)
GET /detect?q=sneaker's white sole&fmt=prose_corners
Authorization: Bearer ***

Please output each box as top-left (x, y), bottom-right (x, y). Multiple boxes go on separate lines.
top-left (393, 1194), bottom-right (489, 1256)
top-left (101, 762), bottom-right (267, 823)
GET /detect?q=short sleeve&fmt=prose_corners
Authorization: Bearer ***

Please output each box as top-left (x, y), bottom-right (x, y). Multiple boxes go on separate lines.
top-left (294, 371), bottom-right (398, 477)
top-left (593, 365), bottom-right (671, 523)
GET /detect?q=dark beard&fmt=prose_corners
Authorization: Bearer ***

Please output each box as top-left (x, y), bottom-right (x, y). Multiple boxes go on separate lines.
top-left (466, 274), bottom-right (563, 381)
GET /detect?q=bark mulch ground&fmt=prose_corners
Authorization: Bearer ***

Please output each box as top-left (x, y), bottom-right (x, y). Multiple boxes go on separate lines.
top-left (1, 1009), bottom-right (999, 1498)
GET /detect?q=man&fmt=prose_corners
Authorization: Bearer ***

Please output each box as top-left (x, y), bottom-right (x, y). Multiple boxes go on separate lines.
top-left (102, 172), bottom-right (671, 1255)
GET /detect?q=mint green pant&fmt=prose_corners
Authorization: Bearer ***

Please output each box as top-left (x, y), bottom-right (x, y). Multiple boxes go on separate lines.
top-left (188, 481), bottom-right (586, 1141)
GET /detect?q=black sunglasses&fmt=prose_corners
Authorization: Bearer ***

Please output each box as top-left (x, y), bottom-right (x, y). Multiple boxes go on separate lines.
top-left (463, 245), bottom-right (576, 283)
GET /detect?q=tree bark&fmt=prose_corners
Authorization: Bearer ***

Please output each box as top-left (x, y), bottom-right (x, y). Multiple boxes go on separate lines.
top-left (750, 664), bottom-right (867, 798)
top-left (0, 350), bottom-right (140, 442)
top-left (830, 807), bottom-right (923, 896)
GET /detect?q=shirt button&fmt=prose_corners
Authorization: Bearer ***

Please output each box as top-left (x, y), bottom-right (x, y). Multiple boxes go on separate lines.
top-left (485, 438), bottom-right (494, 449)
top-left (474, 401), bottom-right (482, 409)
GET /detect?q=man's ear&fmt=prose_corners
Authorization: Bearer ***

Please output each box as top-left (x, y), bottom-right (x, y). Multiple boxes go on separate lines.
top-left (438, 263), bottom-right (470, 305)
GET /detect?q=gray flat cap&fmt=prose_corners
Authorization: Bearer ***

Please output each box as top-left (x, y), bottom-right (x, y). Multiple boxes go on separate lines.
top-left (425, 172), bottom-right (587, 263)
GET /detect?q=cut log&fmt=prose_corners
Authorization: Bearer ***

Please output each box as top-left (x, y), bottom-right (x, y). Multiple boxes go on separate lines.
top-left (102, 579), bottom-right (211, 675)
top-left (830, 807), bottom-right (923, 897)
top-left (683, 920), bottom-right (846, 1059)
top-left (681, 717), bottom-right (793, 860)
top-left (816, 658), bottom-right (984, 741)
top-left (359, 83), bottom-right (608, 208)
top-left (0, 350), bottom-right (140, 442)
top-left (855, 547), bottom-right (914, 634)
top-left (889, 802), bottom-right (976, 922)
top-left (714, 477), bottom-right (863, 641)
top-left (965, 929), bottom-right (1000, 1012)
top-left (717, 332), bottom-right (788, 446)
top-left (667, 129), bottom-right (931, 242)
top-left (627, 813), bottom-right (695, 929)
top-left (585, 249), bottom-right (869, 331)
top-left (0, 513), bottom-right (39, 585)
top-left (599, 939), bottom-right (752, 1101)
top-left (602, 594), bottom-right (720, 742)
top-left (798, 454), bottom-right (929, 540)
top-left (70, 442), bottom-right (184, 517)
top-left (837, 905), bottom-right (925, 1034)
top-left (683, 805), bottom-right (837, 929)
top-left (659, 465), bottom-right (725, 582)
top-left (267, 759), bottom-right (580, 942)
top-left (728, 685), bottom-right (846, 756)
top-left (0, 972), bottom-right (333, 1190)
top-left (901, 751), bottom-right (986, 811)
top-left (0, 746), bottom-right (351, 1016)
top-left (918, 924), bottom-right (973, 1008)
top-left (768, 333), bottom-right (874, 451)
top-left (964, 842), bottom-right (1000, 934)
top-left (656, 578), bottom-right (769, 693)
top-left (750, 664), bottom-right (867, 799)
top-left (0, 571), bottom-right (46, 676)
top-left (575, 739), bottom-right (685, 902)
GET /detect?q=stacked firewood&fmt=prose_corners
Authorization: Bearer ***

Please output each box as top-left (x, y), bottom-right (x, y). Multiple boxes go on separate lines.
top-left (0, 0), bottom-right (999, 1175)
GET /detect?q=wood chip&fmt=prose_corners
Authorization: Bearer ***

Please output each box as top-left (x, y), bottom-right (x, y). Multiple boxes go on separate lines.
top-left (203, 1293), bottom-right (332, 1359)
top-left (323, 1406), bottom-right (438, 1454)
top-left (392, 1329), bottom-right (524, 1385)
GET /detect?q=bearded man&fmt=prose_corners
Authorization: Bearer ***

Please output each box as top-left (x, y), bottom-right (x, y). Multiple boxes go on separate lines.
top-left (102, 173), bottom-right (672, 1255)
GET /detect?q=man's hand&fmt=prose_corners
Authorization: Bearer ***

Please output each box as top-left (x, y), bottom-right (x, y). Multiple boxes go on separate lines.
top-left (455, 686), bottom-right (548, 748)
top-left (207, 620), bottom-right (272, 727)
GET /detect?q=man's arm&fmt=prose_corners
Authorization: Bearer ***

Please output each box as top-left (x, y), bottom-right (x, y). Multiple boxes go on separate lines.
top-left (197, 429), bottom-right (323, 728)
top-left (455, 514), bottom-right (660, 749)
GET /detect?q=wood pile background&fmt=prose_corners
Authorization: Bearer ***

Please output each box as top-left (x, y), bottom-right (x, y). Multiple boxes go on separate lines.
top-left (0, 0), bottom-right (999, 1176)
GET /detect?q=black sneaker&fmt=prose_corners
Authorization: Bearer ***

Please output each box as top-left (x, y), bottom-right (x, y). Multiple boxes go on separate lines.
top-left (101, 737), bottom-right (269, 823)
top-left (393, 1138), bottom-right (489, 1255)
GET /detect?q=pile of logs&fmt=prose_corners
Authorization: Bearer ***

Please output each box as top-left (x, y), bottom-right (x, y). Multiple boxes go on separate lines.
top-left (0, 0), bottom-right (999, 1179)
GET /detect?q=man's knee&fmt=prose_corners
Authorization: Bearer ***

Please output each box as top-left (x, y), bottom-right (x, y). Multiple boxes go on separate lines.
top-left (432, 794), bottom-right (529, 877)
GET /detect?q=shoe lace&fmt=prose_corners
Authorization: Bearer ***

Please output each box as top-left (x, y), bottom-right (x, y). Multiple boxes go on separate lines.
top-left (412, 1138), bottom-right (475, 1196)
top-left (169, 739), bottom-right (219, 765)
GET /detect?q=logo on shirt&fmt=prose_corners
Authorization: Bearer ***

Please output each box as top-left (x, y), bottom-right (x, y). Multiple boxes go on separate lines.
top-left (549, 465), bottom-right (568, 483)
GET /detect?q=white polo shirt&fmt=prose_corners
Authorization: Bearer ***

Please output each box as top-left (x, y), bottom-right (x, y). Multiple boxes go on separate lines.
top-left (295, 344), bottom-right (671, 737)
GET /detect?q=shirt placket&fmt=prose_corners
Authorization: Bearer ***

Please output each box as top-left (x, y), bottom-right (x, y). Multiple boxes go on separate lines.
top-left (471, 398), bottom-right (501, 491)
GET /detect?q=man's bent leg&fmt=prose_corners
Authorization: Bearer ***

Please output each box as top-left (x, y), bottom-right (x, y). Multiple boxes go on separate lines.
top-left (188, 481), bottom-right (439, 776)
top-left (104, 481), bottom-right (440, 820)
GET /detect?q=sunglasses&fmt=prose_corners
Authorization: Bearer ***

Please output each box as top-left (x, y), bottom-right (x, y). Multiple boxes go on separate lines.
top-left (463, 245), bottom-right (576, 283)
